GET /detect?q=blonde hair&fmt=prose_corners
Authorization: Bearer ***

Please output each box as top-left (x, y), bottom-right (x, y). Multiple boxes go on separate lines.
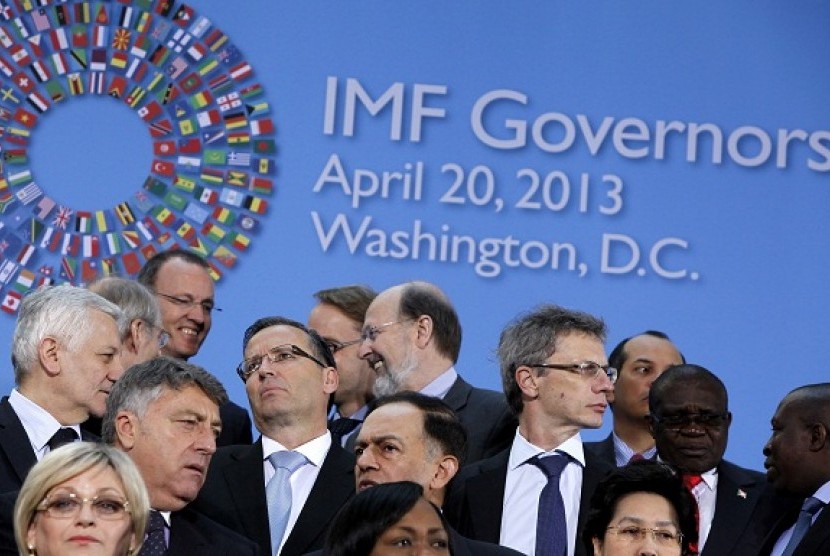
top-left (14, 442), bottom-right (149, 556)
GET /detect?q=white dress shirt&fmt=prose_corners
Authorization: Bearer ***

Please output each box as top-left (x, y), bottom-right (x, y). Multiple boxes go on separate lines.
top-left (262, 431), bottom-right (332, 554)
top-left (770, 480), bottom-right (830, 556)
top-left (687, 466), bottom-right (719, 551)
top-left (419, 366), bottom-right (458, 399)
top-left (8, 389), bottom-right (81, 461)
top-left (500, 429), bottom-right (585, 556)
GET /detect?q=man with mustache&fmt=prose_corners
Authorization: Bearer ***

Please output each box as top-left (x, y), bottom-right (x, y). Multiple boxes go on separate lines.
top-left (358, 281), bottom-right (515, 463)
top-left (0, 285), bottom-right (124, 493)
top-left (138, 250), bottom-right (252, 447)
top-left (445, 304), bottom-right (615, 556)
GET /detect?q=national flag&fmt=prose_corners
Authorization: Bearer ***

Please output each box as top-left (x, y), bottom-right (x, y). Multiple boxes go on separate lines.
top-left (227, 231), bottom-right (251, 251)
top-left (69, 49), bottom-right (88, 70)
top-left (201, 222), bottom-right (225, 243)
top-left (151, 206), bottom-right (175, 227)
top-left (13, 106), bottom-right (36, 128)
top-left (44, 228), bottom-right (63, 251)
top-left (92, 25), bottom-right (107, 48)
top-left (149, 44), bottom-right (169, 66)
top-left (212, 245), bottom-right (236, 268)
top-left (202, 149), bottom-right (226, 165)
top-left (18, 182), bottom-right (44, 204)
top-left (139, 243), bottom-right (157, 261)
top-left (15, 244), bottom-right (34, 266)
top-left (26, 35), bottom-right (43, 58)
top-left (156, 81), bottom-right (178, 104)
top-left (61, 233), bottom-right (79, 256)
top-left (183, 203), bottom-right (209, 224)
top-left (35, 196), bottom-right (55, 219)
top-left (194, 186), bottom-right (217, 205)
top-left (6, 127), bottom-right (30, 145)
top-left (9, 169), bottom-right (33, 186)
top-left (179, 72), bottom-right (201, 94)
top-left (118, 6), bottom-right (134, 29)
top-left (227, 151), bottom-right (251, 167)
top-left (151, 159), bottom-right (174, 176)
top-left (172, 4), bottom-right (193, 25)
top-left (25, 218), bottom-right (45, 243)
top-left (146, 72), bottom-right (165, 92)
top-left (125, 59), bottom-right (148, 81)
top-left (143, 176), bottom-right (167, 197)
top-left (178, 137), bottom-right (201, 153)
top-left (12, 17), bottom-right (30, 40)
top-left (100, 257), bottom-right (116, 276)
top-left (121, 252), bottom-right (141, 275)
top-left (95, 210), bottom-right (109, 232)
top-left (166, 55), bottom-right (187, 79)
top-left (208, 73), bottom-right (232, 94)
top-left (0, 194), bottom-right (16, 214)
top-left (49, 28), bottom-right (68, 51)
top-left (122, 229), bottom-right (141, 248)
top-left (80, 260), bottom-right (98, 283)
top-left (108, 75), bottom-right (127, 98)
top-left (173, 174), bottom-right (196, 191)
top-left (189, 90), bottom-right (211, 109)
top-left (196, 108), bottom-right (220, 128)
top-left (186, 235), bottom-right (209, 256)
top-left (50, 52), bottom-right (68, 75)
top-left (176, 156), bottom-right (200, 173)
top-left (244, 196), bottom-right (268, 214)
top-left (94, 3), bottom-right (109, 24)
top-left (202, 129), bottom-right (225, 145)
top-left (216, 45), bottom-right (240, 66)
top-left (4, 148), bottom-right (26, 165)
top-left (89, 48), bottom-right (107, 71)
top-left (186, 42), bottom-right (205, 62)
top-left (153, 140), bottom-right (175, 156)
top-left (225, 171), bottom-right (247, 187)
top-left (178, 118), bottom-right (196, 135)
top-left (203, 28), bottom-right (227, 51)
top-left (132, 190), bottom-right (154, 214)
top-left (52, 205), bottom-right (72, 229)
top-left (9, 45), bottom-right (31, 67)
top-left (112, 28), bottom-right (130, 50)
top-left (110, 51), bottom-right (128, 70)
top-left (217, 92), bottom-right (240, 112)
top-left (253, 138), bottom-right (276, 155)
top-left (251, 177), bottom-right (273, 195)
top-left (163, 190), bottom-right (187, 211)
top-left (0, 27), bottom-right (11, 48)
top-left (140, 215), bottom-right (160, 238)
top-left (60, 256), bottom-right (77, 280)
top-left (219, 188), bottom-right (244, 207)
top-left (74, 211), bottom-right (91, 233)
top-left (196, 58), bottom-right (217, 76)
top-left (200, 168), bottom-right (223, 184)
top-left (71, 24), bottom-right (88, 48)
top-left (205, 260), bottom-right (221, 281)
top-left (13, 268), bottom-right (35, 292)
top-left (0, 260), bottom-right (18, 285)
top-left (229, 61), bottom-right (252, 81)
top-left (82, 235), bottom-right (100, 257)
top-left (105, 232), bottom-right (121, 255)
top-left (134, 11), bottom-right (151, 34)
top-left (223, 111), bottom-right (246, 129)
top-left (31, 8), bottom-right (50, 32)
top-left (125, 85), bottom-right (145, 107)
top-left (246, 101), bottom-right (270, 117)
top-left (227, 131), bottom-right (250, 145)
top-left (1, 290), bottom-right (22, 313)
top-left (250, 118), bottom-right (274, 137)
top-left (131, 33), bottom-right (150, 58)
top-left (0, 55), bottom-right (13, 77)
top-left (67, 73), bottom-right (83, 95)
top-left (88, 72), bottom-right (104, 95)
top-left (176, 221), bottom-right (194, 240)
top-left (53, 4), bottom-right (69, 26)
top-left (137, 101), bottom-right (162, 122)
top-left (114, 202), bottom-right (135, 225)
top-left (188, 16), bottom-right (211, 38)
top-left (212, 206), bottom-right (234, 225)
top-left (15, 72), bottom-right (35, 93)
top-left (166, 28), bottom-right (192, 53)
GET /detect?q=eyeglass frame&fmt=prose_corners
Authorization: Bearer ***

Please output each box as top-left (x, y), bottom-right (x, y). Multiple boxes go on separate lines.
top-left (606, 525), bottom-right (683, 547)
top-left (36, 491), bottom-right (132, 520)
top-left (360, 319), bottom-right (415, 343)
top-left (155, 291), bottom-right (221, 315)
top-left (236, 343), bottom-right (327, 382)
top-left (650, 411), bottom-right (731, 431)
top-left (523, 361), bottom-right (618, 384)
top-left (324, 338), bottom-right (363, 354)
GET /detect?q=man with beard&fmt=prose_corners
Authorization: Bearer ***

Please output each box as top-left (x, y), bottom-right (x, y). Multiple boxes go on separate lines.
top-left (648, 364), bottom-right (771, 556)
top-left (358, 281), bottom-right (515, 463)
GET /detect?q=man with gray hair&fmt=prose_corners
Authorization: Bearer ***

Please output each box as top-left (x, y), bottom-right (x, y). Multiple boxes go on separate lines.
top-left (446, 304), bottom-right (616, 556)
top-left (103, 357), bottom-right (258, 554)
top-left (0, 284), bottom-right (125, 493)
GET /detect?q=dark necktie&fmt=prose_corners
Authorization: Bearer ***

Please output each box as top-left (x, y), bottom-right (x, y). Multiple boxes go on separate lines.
top-left (139, 510), bottom-right (167, 556)
top-left (781, 496), bottom-right (825, 556)
top-left (529, 453), bottom-right (570, 556)
top-left (47, 427), bottom-right (78, 451)
top-left (628, 453), bottom-right (645, 463)
top-left (683, 474), bottom-right (703, 554)
top-left (328, 417), bottom-right (361, 444)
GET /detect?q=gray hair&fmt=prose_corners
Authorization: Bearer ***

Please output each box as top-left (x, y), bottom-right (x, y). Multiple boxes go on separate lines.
top-left (11, 285), bottom-right (126, 385)
top-left (498, 304), bottom-right (606, 415)
top-left (101, 356), bottom-right (228, 444)
top-left (89, 277), bottom-right (162, 333)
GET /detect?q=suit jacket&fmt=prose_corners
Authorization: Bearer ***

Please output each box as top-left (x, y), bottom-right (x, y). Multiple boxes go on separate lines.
top-left (443, 376), bottom-right (517, 464)
top-left (169, 506), bottom-right (259, 555)
top-left (758, 492), bottom-right (828, 556)
top-left (0, 396), bottom-right (97, 494)
top-left (192, 437), bottom-right (355, 556)
top-left (583, 433), bottom-right (616, 468)
top-left (444, 445), bottom-right (612, 556)
top-left (699, 460), bottom-right (772, 556)
top-left (217, 400), bottom-right (253, 447)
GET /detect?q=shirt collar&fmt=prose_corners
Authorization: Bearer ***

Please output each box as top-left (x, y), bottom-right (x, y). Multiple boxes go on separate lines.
top-left (612, 432), bottom-right (657, 463)
top-left (508, 428), bottom-right (585, 471)
top-left (8, 389), bottom-right (80, 452)
top-left (262, 431), bottom-right (332, 468)
top-left (419, 367), bottom-right (457, 399)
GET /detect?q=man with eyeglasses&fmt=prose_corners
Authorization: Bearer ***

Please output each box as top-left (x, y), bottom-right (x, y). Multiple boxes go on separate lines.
top-left (445, 304), bottom-right (616, 556)
top-left (585, 330), bottom-right (685, 467)
top-left (358, 281), bottom-right (516, 463)
top-left (648, 364), bottom-right (771, 556)
top-left (307, 285), bottom-right (377, 447)
top-left (192, 316), bottom-right (355, 556)
top-left (138, 250), bottom-right (253, 447)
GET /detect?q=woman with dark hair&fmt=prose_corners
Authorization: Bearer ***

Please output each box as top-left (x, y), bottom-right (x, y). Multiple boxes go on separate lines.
top-left (583, 460), bottom-right (698, 556)
top-left (324, 481), bottom-right (452, 555)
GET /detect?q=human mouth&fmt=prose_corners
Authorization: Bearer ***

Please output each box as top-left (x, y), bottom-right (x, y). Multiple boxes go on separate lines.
top-left (357, 479), bottom-right (377, 491)
top-left (68, 536), bottom-right (99, 544)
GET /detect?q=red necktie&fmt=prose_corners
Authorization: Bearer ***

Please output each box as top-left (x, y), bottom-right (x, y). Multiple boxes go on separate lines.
top-left (628, 453), bottom-right (645, 463)
top-left (683, 474), bottom-right (703, 555)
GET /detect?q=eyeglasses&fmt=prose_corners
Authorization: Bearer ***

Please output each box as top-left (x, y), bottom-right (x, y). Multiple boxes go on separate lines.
top-left (324, 338), bottom-right (362, 354)
top-left (360, 320), bottom-right (413, 343)
top-left (525, 362), bottom-right (618, 384)
top-left (606, 525), bottom-right (683, 547)
top-left (651, 412), bottom-right (730, 430)
top-left (237, 343), bottom-right (326, 382)
top-left (155, 292), bottom-right (221, 315)
top-left (37, 491), bottom-right (131, 520)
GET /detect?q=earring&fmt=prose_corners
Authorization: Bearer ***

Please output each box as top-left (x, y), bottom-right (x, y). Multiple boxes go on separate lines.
top-left (27, 545), bottom-right (35, 555)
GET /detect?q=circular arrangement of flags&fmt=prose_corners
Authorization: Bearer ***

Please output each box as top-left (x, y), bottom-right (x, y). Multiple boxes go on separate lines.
top-left (0, 0), bottom-right (275, 315)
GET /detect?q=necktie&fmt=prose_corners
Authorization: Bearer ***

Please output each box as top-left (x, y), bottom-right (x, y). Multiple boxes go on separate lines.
top-left (683, 474), bottom-right (703, 555)
top-left (781, 497), bottom-right (825, 556)
top-left (138, 510), bottom-right (167, 556)
top-left (328, 418), bottom-right (361, 444)
top-left (266, 450), bottom-right (308, 554)
top-left (46, 428), bottom-right (78, 452)
top-left (628, 453), bottom-right (645, 463)
top-left (529, 453), bottom-right (570, 556)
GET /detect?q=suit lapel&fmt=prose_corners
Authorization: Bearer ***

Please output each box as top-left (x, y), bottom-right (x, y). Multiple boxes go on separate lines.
top-left (169, 510), bottom-right (209, 552)
top-left (577, 451), bottom-right (612, 556)
top-left (463, 450), bottom-right (509, 544)
top-left (794, 506), bottom-right (830, 556)
top-left (280, 443), bottom-right (355, 556)
top-left (442, 376), bottom-right (470, 413)
top-left (702, 463), bottom-right (761, 555)
top-left (0, 397), bottom-right (36, 487)
top-left (224, 440), bottom-right (271, 552)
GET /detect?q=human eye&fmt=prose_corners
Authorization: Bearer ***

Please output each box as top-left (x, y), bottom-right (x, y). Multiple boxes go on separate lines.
top-left (632, 365), bottom-right (652, 375)
top-left (354, 446), bottom-right (364, 456)
top-left (654, 529), bottom-right (678, 543)
top-left (391, 537), bottom-right (412, 547)
top-left (47, 495), bottom-right (80, 515)
top-left (200, 301), bottom-right (215, 314)
top-left (93, 498), bottom-right (125, 516)
top-left (382, 442), bottom-right (400, 453)
top-left (618, 526), bottom-right (644, 541)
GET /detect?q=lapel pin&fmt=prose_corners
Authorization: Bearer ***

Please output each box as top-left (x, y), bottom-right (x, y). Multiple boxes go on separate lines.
top-left (737, 489), bottom-right (747, 499)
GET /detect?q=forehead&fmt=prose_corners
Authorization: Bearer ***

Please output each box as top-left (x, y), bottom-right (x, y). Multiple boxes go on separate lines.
top-left (55, 465), bottom-right (124, 493)
top-left (365, 288), bottom-right (402, 323)
top-left (553, 332), bottom-right (606, 360)
top-left (155, 259), bottom-right (214, 297)
top-left (82, 310), bottom-right (120, 344)
top-left (624, 335), bottom-right (681, 362)
top-left (148, 384), bottom-right (218, 416)
top-left (308, 303), bottom-right (360, 337)
top-left (362, 403), bottom-right (425, 440)
top-left (657, 378), bottom-right (726, 411)
top-left (246, 324), bottom-right (311, 355)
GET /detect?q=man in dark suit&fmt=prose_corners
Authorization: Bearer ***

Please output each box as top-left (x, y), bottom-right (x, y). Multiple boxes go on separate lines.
top-left (103, 357), bottom-right (258, 555)
top-left (760, 383), bottom-right (830, 556)
top-left (357, 281), bottom-right (516, 463)
top-left (138, 250), bottom-right (252, 447)
top-left (193, 317), bottom-right (354, 556)
top-left (648, 364), bottom-right (772, 556)
top-left (445, 304), bottom-right (616, 556)
top-left (0, 285), bottom-right (124, 493)
top-left (585, 330), bottom-right (683, 467)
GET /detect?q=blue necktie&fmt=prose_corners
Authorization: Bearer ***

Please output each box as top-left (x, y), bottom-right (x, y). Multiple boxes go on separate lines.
top-left (47, 427), bottom-right (78, 452)
top-left (265, 451), bottom-right (308, 554)
top-left (781, 496), bottom-right (825, 556)
top-left (138, 510), bottom-right (167, 556)
top-left (529, 453), bottom-right (570, 556)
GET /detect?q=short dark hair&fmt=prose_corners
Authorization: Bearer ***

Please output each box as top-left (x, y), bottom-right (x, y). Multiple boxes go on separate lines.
top-left (649, 364), bottom-right (728, 416)
top-left (313, 285), bottom-right (377, 324)
top-left (372, 391), bottom-right (468, 466)
top-left (324, 481), bottom-right (449, 556)
top-left (499, 304), bottom-right (606, 415)
top-left (101, 357), bottom-right (228, 443)
top-left (608, 330), bottom-right (685, 375)
top-left (242, 316), bottom-right (335, 368)
top-left (582, 460), bottom-right (698, 556)
top-left (398, 282), bottom-right (461, 363)
top-left (136, 250), bottom-right (210, 290)
top-left (782, 383), bottom-right (830, 427)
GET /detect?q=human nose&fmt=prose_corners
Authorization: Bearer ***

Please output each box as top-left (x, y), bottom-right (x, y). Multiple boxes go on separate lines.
top-left (76, 500), bottom-right (96, 525)
top-left (762, 438), bottom-right (772, 456)
top-left (195, 427), bottom-right (217, 455)
top-left (108, 353), bottom-right (126, 382)
top-left (638, 530), bottom-right (659, 556)
top-left (356, 447), bottom-right (377, 470)
top-left (358, 341), bottom-right (373, 360)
